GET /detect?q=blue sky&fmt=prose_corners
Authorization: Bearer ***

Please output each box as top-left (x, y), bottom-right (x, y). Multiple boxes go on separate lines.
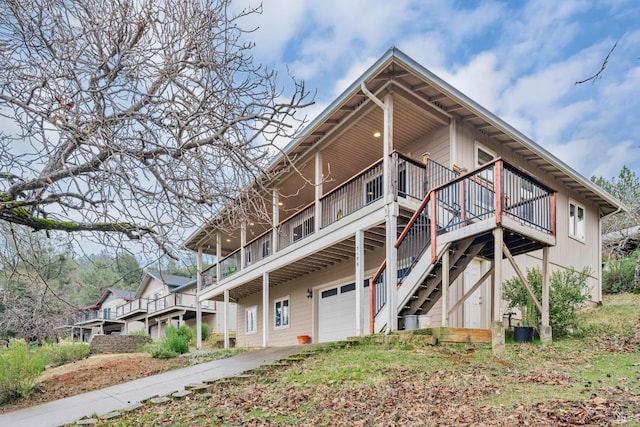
top-left (240, 0), bottom-right (640, 181)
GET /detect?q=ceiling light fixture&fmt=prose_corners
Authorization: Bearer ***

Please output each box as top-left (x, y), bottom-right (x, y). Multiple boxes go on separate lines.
top-left (373, 131), bottom-right (381, 138)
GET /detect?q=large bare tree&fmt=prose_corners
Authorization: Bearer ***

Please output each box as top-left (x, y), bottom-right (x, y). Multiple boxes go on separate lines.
top-left (0, 0), bottom-right (310, 255)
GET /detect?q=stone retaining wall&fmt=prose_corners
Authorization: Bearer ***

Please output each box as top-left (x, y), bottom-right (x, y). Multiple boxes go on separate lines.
top-left (90, 335), bottom-right (152, 354)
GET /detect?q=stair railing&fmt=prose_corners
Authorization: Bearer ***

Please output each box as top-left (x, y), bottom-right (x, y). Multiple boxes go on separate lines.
top-left (368, 260), bottom-right (387, 333)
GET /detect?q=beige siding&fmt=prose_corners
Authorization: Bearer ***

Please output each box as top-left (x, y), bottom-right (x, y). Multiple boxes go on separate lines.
top-left (139, 278), bottom-right (168, 299)
top-left (236, 245), bottom-right (385, 347)
top-left (404, 125), bottom-right (450, 166)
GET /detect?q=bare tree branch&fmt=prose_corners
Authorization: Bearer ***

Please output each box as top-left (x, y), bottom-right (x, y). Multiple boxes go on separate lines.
top-left (0, 0), bottom-right (312, 256)
top-left (575, 41), bottom-right (618, 85)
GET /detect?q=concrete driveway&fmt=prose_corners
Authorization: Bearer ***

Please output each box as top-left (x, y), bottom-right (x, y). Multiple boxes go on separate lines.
top-left (0, 346), bottom-right (302, 427)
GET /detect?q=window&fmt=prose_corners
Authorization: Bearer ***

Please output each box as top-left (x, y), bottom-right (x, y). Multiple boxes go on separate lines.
top-left (245, 306), bottom-right (257, 334)
top-left (261, 239), bottom-right (270, 258)
top-left (473, 143), bottom-right (496, 216)
top-left (569, 201), bottom-right (585, 240)
top-left (365, 175), bottom-right (383, 203)
top-left (274, 297), bottom-right (290, 329)
top-left (102, 308), bottom-right (111, 320)
top-left (477, 147), bottom-right (495, 165)
top-left (398, 161), bottom-right (407, 197)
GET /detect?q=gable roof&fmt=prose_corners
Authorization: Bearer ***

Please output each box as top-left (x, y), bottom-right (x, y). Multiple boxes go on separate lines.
top-left (82, 287), bottom-right (136, 310)
top-left (134, 270), bottom-right (196, 298)
top-left (184, 47), bottom-right (624, 250)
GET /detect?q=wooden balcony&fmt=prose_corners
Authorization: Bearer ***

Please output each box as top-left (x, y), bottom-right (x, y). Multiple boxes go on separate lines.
top-left (203, 152), bottom-right (429, 291)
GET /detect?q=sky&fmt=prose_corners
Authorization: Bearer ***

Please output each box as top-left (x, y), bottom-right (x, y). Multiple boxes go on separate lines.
top-left (239, 0), bottom-right (640, 181)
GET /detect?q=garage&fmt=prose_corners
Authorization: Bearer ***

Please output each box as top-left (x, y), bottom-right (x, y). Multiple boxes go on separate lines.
top-left (317, 281), bottom-right (370, 343)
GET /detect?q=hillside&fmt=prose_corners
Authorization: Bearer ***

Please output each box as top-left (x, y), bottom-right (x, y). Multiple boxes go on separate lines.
top-left (58, 293), bottom-right (640, 426)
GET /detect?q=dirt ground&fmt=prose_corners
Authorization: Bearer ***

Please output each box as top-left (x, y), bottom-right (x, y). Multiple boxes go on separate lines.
top-left (0, 353), bottom-right (186, 414)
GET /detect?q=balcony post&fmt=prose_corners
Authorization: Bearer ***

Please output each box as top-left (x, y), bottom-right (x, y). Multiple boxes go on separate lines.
top-left (315, 151), bottom-right (323, 232)
top-left (240, 221), bottom-right (247, 269)
top-left (383, 93), bottom-right (398, 332)
top-left (355, 229), bottom-right (364, 336)
top-left (216, 233), bottom-right (222, 285)
top-left (491, 227), bottom-right (505, 355)
top-left (224, 289), bottom-right (230, 349)
top-left (196, 246), bottom-right (203, 350)
top-left (272, 189), bottom-right (279, 252)
top-left (262, 271), bottom-right (269, 348)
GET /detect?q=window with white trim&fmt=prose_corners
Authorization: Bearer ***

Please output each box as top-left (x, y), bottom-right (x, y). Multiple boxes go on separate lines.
top-left (274, 297), bottom-right (290, 329)
top-left (245, 305), bottom-right (257, 334)
top-left (569, 201), bottom-right (585, 240)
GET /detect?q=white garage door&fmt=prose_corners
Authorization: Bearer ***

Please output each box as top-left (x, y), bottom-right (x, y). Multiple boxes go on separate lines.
top-left (318, 281), bottom-right (370, 343)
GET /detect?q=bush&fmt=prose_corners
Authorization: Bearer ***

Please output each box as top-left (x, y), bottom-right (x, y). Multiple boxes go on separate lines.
top-left (144, 325), bottom-right (191, 359)
top-left (35, 342), bottom-right (90, 367)
top-left (602, 251), bottom-right (638, 294)
top-left (503, 267), bottom-right (591, 337)
top-left (127, 329), bottom-right (149, 336)
top-left (200, 323), bottom-right (211, 342)
top-left (0, 339), bottom-right (46, 403)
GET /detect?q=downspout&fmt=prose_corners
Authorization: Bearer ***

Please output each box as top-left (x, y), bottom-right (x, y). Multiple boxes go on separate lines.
top-left (360, 82), bottom-right (384, 109)
top-left (599, 205), bottom-right (623, 303)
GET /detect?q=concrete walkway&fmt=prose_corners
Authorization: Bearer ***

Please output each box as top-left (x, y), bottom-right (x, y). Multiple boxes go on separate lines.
top-left (0, 346), bottom-right (302, 427)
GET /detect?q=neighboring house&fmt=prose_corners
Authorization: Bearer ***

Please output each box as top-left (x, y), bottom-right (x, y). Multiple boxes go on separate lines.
top-left (183, 48), bottom-right (622, 351)
top-left (74, 287), bottom-right (135, 342)
top-left (116, 270), bottom-right (236, 340)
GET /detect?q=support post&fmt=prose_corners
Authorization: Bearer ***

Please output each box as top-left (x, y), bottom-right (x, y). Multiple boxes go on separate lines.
top-left (196, 247), bottom-right (203, 349)
top-left (315, 151), bottom-right (323, 232)
top-left (355, 229), bottom-right (364, 336)
top-left (491, 227), bottom-right (505, 354)
top-left (540, 246), bottom-right (552, 344)
top-left (383, 93), bottom-right (398, 332)
top-left (224, 289), bottom-right (230, 349)
top-left (262, 271), bottom-right (269, 348)
top-left (441, 249), bottom-right (449, 326)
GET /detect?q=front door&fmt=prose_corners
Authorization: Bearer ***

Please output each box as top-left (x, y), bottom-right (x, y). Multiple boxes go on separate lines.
top-left (463, 260), bottom-right (483, 329)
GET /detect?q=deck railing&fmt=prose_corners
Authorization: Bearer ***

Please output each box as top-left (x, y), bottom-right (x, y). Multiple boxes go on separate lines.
top-left (147, 293), bottom-right (197, 314)
top-left (396, 152), bottom-right (429, 201)
top-left (245, 230), bottom-right (273, 266)
top-left (75, 309), bottom-right (114, 323)
top-left (321, 160), bottom-right (384, 228)
top-left (205, 152), bottom-right (430, 288)
top-left (116, 298), bottom-right (148, 318)
top-left (220, 249), bottom-right (241, 279)
top-left (278, 204), bottom-right (315, 251)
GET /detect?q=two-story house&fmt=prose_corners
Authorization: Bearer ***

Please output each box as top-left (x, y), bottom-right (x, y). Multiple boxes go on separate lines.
top-left (184, 48), bottom-right (622, 352)
top-left (116, 270), bottom-right (236, 340)
top-left (74, 287), bottom-right (135, 342)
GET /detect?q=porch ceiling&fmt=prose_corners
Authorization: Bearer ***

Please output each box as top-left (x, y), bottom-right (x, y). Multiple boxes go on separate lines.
top-left (217, 224), bottom-right (388, 301)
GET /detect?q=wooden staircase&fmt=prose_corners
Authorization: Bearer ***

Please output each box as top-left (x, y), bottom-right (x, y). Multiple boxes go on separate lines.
top-left (370, 157), bottom-right (557, 333)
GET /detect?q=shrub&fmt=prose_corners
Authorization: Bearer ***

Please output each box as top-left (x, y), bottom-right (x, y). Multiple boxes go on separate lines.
top-left (503, 267), bottom-right (591, 337)
top-left (35, 342), bottom-right (90, 367)
top-left (602, 251), bottom-right (638, 294)
top-left (127, 329), bottom-right (149, 336)
top-left (0, 339), bottom-right (46, 403)
top-left (200, 323), bottom-right (211, 342)
top-left (144, 325), bottom-right (191, 359)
